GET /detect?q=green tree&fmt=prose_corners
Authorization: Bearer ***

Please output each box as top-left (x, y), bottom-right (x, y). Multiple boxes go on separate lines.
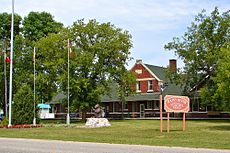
top-left (0, 12), bottom-right (22, 116)
top-left (0, 12), bottom-right (22, 41)
top-left (115, 69), bottom-right (136, 119)
top-left (22, 11), bottom-right (63, 42)
top-left (68, 19), bottom-right (133, 120)
top-left (35, 30), bottom-right (70, 103)
top-left (13, 11), bottom-right (64, 104)
top-left (12, 83), bottom-right (39, 124)
top-left (164, 7), bottom-right (230, 108)
top-left (36, 19), bottom-right (133, 120)
top-left (210, 42), bottom-right (230, 111)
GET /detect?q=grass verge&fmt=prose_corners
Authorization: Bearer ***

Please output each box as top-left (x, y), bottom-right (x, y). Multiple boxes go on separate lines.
top-left (0, 119), bottom-right (229, 149)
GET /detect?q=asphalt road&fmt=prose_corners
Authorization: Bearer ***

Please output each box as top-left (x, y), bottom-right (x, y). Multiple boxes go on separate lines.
top-left (0, 138), bottom-right (229, 153)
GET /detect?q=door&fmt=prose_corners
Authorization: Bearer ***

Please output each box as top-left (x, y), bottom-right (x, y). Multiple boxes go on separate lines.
top-left (140, 104), bottom-right (145, 118)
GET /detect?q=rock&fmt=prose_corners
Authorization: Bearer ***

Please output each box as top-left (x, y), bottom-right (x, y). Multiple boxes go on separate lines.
top-left (85, 118), bottom-right (111, 128)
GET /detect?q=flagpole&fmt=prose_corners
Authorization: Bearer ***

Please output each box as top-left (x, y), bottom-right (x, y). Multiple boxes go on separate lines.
top-left (33, 47), bottom-right (36, 125)
top-left (8, 0), bottom-right (14, 127)
top-left (4, 47), bottom-right (8, 118)
top-left (66, 39), bottom-right (70, 125)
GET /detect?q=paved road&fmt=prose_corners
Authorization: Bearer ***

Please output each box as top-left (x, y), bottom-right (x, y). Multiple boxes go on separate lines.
top-left (0, 138), bottom-right (229, 153)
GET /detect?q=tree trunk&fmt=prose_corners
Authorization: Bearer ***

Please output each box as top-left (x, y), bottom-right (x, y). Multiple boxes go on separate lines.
top-left (81, 109), bottom-right (87, 122)
top-left (121, 100), bottom-right (125, 120)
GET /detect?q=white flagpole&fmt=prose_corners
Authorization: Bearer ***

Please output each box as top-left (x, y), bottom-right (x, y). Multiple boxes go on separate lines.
top-left (33, 47), bottom-right (36, 125)
top-left (8, 0), bottom-right (14, 127)
top-left (66, 39), bottom-right (70, 125)
top-left (4, 48), bottom-right (8, 118)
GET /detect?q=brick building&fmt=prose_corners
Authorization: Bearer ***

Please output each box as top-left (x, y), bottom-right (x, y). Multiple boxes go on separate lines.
top-left (101, 59), bottom-right (182, 118)
top-left (49, 59), bottom-right (230, 119)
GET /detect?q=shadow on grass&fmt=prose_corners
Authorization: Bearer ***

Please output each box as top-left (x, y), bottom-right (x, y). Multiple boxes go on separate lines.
top-left (209, 125), bottom-right (230, 131)
top-left (190, 119), bottom-right (230, 124)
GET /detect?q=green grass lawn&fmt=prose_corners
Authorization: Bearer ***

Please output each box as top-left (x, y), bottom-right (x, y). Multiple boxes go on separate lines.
top-left (0, 119), bottom-right (229, 149)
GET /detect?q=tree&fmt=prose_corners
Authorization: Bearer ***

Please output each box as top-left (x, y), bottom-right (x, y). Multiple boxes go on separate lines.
top-left (13, 11), bottom-right (64, 104)
top-left (35, 30), bottom-right (70, 103)
top-left (0, 12), bottom-right (22, 41)
top-left (209, 42), bottom-right (230, 111)
top-left (115, 69), bottom-right (136, 119)
top-left (68, 19), bottom-right (133, 120)
top-left (12, 83), bottom-right (39, 124)
top-left (0, 12), bottom-right (22, 116)
top-left (164, 7), bottom-right (230, 109)
top-left (36, 19), bottom-right (133, 120)
top-left (22, 11), bottom-right (63, 42)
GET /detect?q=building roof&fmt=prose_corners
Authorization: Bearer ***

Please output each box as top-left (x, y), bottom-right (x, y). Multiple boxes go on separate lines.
top-left (101, 92), bottom-right (161, 102)
top-left (144, 64), bottom-right (166, 81)
top-left (48, 62), bottom-right (183, 103)
top-left (101, 62), bottom-right (183, 102)
top-left (145, 63), bottom-right (182, 95)
top-left (38, 104), bottom-right (51, 109)
top-left (48, 92), bottom-right (66, 104)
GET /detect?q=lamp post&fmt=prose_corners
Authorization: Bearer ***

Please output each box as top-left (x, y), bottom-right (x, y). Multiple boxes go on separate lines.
top-left (159, 82), bottom-right (168, 133)
top-left (8, 0), bottom-right (14, 127)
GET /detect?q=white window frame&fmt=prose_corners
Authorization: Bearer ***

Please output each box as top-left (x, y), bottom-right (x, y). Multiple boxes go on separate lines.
top-left (147, 80), bottom-right (153, 92)
top-left (136, 81), bottom-right (141, 92)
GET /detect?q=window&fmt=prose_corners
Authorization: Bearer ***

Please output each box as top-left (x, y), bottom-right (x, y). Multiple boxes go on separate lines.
top-left (148, 80), bottom-right (153, 92)
top-left (136, 81), bottom-right (141, 92)
top-left (153, 100), bottom-right (159, 110)
top-left (124, 102), bottom-right (128, 111)
top-left (114, 102), bottom-right (121, 112)
top-left (146, 101), bottom-right (152, 109)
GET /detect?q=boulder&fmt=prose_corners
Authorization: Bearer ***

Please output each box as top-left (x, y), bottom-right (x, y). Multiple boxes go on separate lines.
top-left (85, 118), bottom-right (111, 128)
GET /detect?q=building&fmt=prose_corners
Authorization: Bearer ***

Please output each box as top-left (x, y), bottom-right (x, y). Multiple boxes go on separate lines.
top-left (48, 59), bottom-right (230, 119)
top-left (101, 59), bottom-right (182, 118)
top-left (102, 59), bottom-right (230, 118)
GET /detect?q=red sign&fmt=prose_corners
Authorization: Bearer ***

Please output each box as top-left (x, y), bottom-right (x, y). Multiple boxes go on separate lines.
top-left (164, 95), bottom-right (190, 112)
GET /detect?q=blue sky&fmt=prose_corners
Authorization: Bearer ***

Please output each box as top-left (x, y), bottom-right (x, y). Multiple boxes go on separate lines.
top-left (1, 0), bottom-right (229, 68)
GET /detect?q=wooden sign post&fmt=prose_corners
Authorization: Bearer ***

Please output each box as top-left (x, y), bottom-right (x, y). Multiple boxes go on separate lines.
top-left (164, 95), bottom-right (190, 132)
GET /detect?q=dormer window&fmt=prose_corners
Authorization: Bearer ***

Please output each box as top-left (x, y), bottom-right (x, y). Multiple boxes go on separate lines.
top-left (148, 80), bottom-right (153, 92)
top-left (135, 69), bottom-right (142, 74)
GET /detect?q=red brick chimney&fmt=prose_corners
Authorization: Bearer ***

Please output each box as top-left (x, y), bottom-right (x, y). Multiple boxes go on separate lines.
top-left (169, 59), bottom-right (177, 73)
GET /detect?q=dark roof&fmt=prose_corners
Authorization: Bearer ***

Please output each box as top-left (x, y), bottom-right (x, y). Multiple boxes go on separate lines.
top-left (144, 64), bottom-right (166, 81)
top-left (49, 63), bottom-right (183, 103)
top-left (101, 92), bottom-right (160, 102)
top-left (145, 63), bottom-right (182, 96)
top-left (48, 92), bottom-right (66, 104)
top-left (101, 83), bottom-right (161, 102)
top-left (101, 63), bottom-right (183, 102)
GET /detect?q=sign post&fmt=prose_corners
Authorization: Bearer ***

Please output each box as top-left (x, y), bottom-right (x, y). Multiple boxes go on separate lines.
top-left (183, 112), bottom-right (186, 131)
top-left (164, 95), bottom-right (190, 132)
top-left (167, 112), bottom-right (170, 133)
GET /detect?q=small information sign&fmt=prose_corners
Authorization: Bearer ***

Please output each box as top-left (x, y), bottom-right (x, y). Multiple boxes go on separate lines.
top-left (164, 95), bottom-right (190, 132)
top-left (164, 95), bottom-right (190, 112)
